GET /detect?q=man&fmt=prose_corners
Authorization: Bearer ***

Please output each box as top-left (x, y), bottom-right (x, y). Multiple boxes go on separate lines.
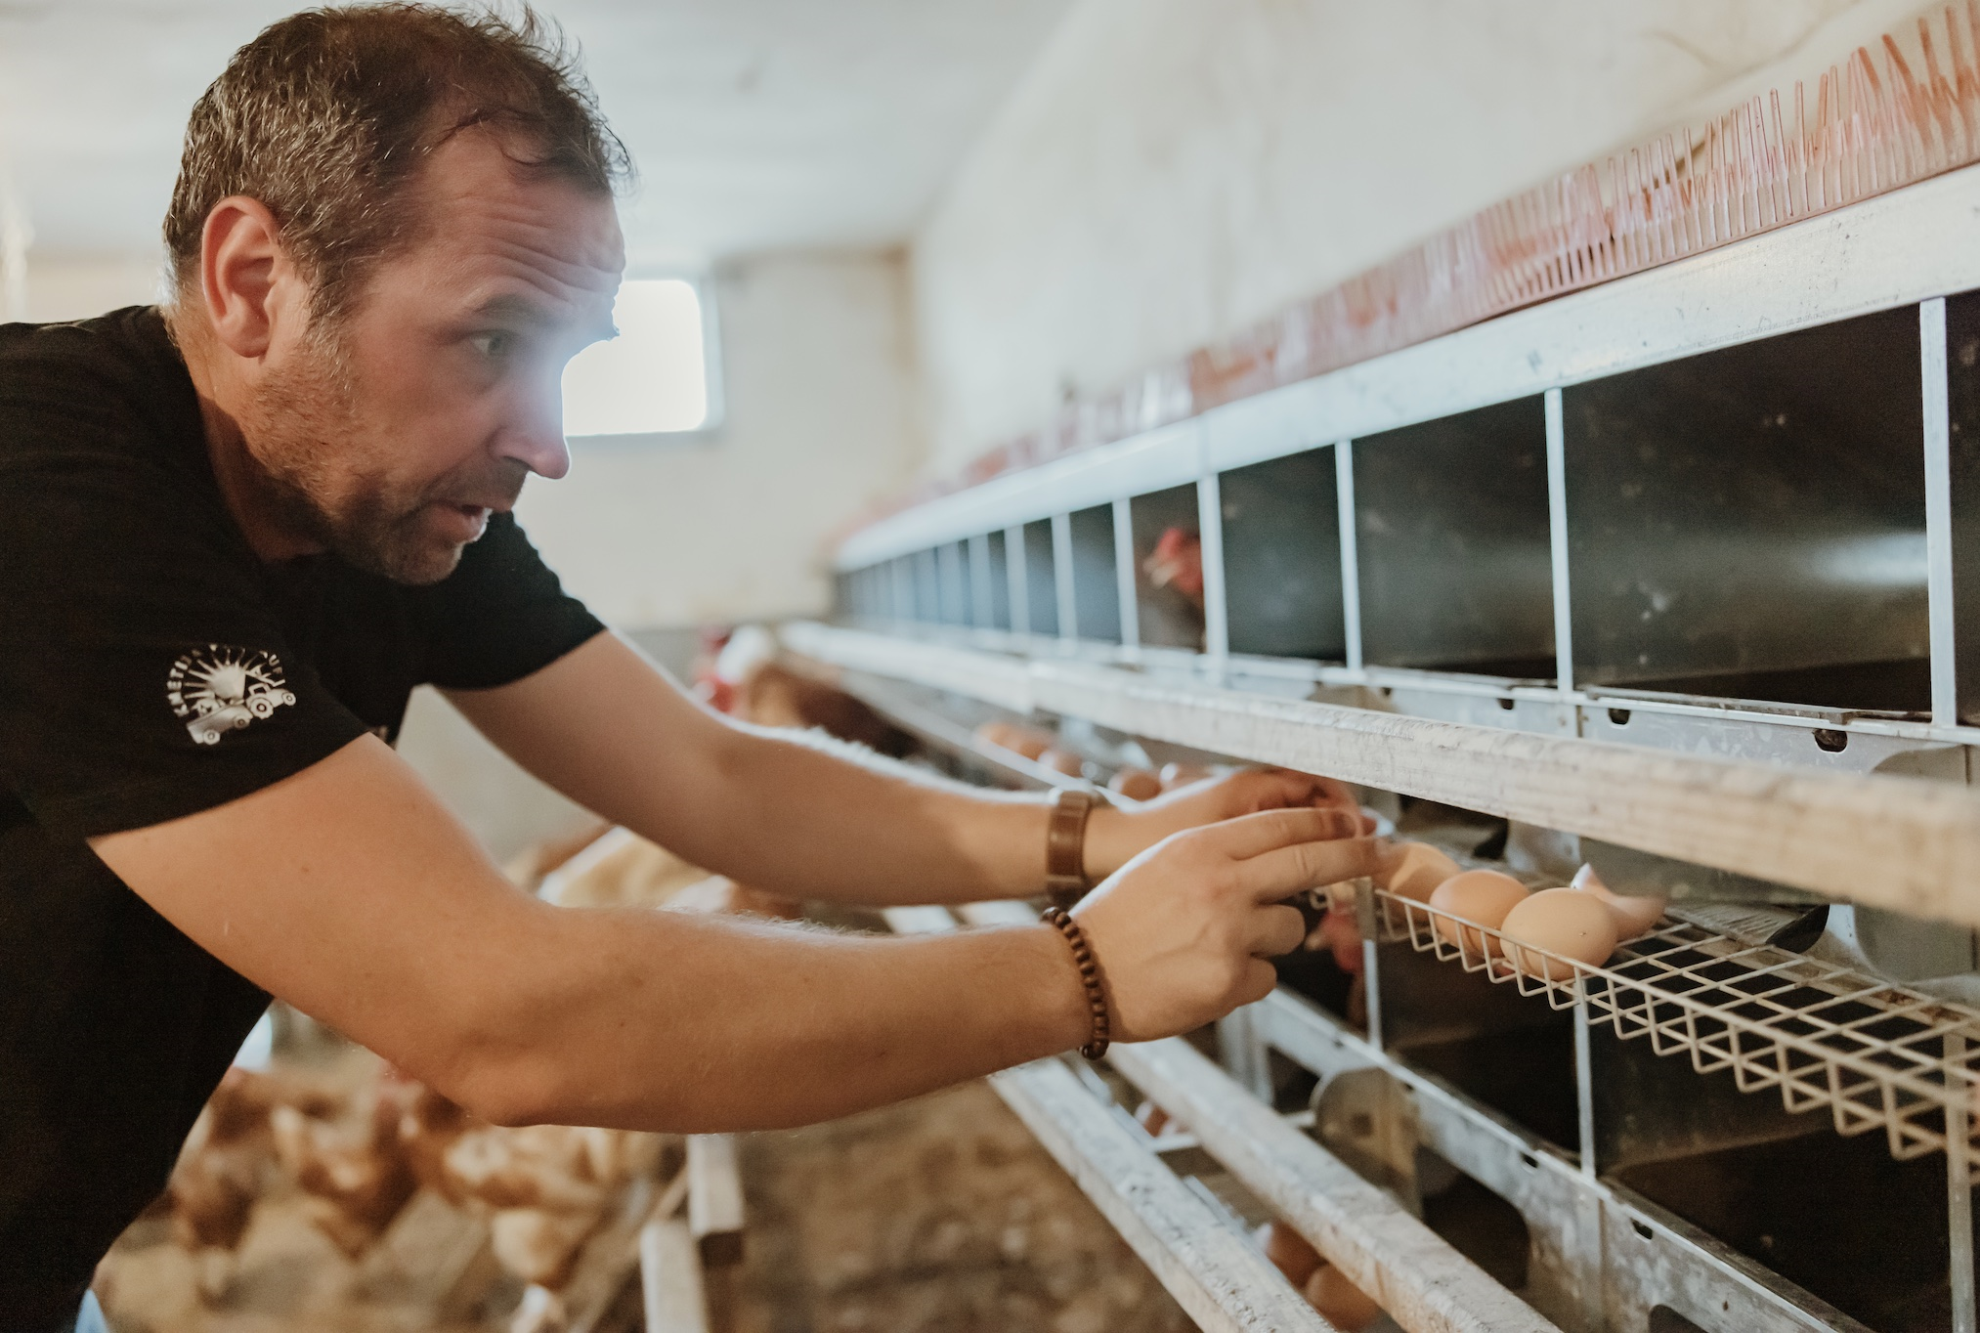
top-left (0, 7), bottom-right (1376, 1327)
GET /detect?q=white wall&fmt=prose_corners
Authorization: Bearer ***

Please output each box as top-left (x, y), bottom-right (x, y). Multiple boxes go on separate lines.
top-left (910, 0), bottom-right (1939, 473)
top-left (515, 251), bottom-right (923, 629)
top-left (20, 251), bottom-right (164, 323)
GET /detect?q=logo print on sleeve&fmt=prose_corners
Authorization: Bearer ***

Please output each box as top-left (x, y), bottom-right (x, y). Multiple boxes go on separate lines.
top-left (166, 645), bottom-right (298, 745)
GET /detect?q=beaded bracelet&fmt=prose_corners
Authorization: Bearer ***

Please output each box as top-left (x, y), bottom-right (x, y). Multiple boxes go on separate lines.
top-left (1042, 905), bottom-right (1111, 1060)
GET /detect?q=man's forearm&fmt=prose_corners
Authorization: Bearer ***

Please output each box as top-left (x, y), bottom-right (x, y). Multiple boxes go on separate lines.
top-left (455, 902), bottom-right (1090, 1130)
top-left (449, 634), bottom-right (1066, 905)
top-left (691, 724), bottom-right (1061, 903)
top-left (449, 634), bottom-right (1327, 909)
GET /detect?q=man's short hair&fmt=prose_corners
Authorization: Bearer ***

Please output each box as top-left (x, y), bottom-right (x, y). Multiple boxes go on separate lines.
top-left (164, 3), bottom-right (631, 319)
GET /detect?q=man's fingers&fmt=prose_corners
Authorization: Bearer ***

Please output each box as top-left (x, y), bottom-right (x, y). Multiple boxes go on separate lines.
top-left (1233, 836), bottom-right (1381, 902)
top-left (1237, 957), bottom-right (1279, 1007)
top-left (1243, 768), bottom-right (1356, 812)
top-left (1246, 903), bottom-right (1307, 958)
top-left (1196, 806), bottom-right (1357, 860)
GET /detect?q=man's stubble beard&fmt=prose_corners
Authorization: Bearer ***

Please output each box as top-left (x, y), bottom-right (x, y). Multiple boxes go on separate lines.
top-left (244, 322), bottom-right (520, 586)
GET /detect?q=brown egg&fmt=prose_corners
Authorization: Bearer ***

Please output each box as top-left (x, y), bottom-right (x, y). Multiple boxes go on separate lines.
top-left (1571, 864), bottom-right (1666, 940)
top-left (1428, 870), bottom-right (1529, 955)
top-left (1036, 748), bottom-right (1085, 777)
top-left (1302, 1263), bottom-right (1382, 1329)
top-left (1134, 1100), bottom-right (1170, 1137)
top-left (1159, 761), bottom-right (1213, 790)
top-left (1109, 768), bottom-right (1164, 801)
top-left (975, 720), bottom-right (1016, 750)
top-left (1255, 1220), bottom-right (1322, 1288)
top-left (1375, 841), bottom-right (1461, 903)
top-left (1010, 731), bottom-right (1052, 761)
top-left (1500, 887), bottom-right (1620, 980)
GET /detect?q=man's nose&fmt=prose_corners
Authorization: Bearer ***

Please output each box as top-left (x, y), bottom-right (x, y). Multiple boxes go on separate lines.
top-left (501, 389), bottom-right (573, 480)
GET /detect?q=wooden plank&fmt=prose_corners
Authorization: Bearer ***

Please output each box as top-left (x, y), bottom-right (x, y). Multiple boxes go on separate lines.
top-left (640, 1218), bottom-right (709, 1333)
top-left (568, 1169), bottom-right (693, 1333)
top-left (991, 1057), bottom-right (1338, 1333)
top-left (788, 622), bottom-right (1980, 931)
top-left (686, 1135), bottom-right (745, 1268)
top-left (1109, 1038), bottom-right (1559, 1333)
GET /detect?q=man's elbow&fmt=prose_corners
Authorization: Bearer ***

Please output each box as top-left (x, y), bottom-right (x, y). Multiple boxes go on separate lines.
top-left (406, 985), bottom-right (579, 1128)
top-left (431, 1049), bottom-right (572, 1129)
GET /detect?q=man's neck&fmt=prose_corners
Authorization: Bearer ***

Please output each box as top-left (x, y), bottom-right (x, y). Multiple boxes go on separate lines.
top-left (169, 306), bottom-right (327, 565)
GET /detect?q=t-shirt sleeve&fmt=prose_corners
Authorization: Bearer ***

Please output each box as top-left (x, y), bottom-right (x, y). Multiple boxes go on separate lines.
top-left (412, 512), bottom-right (605, 690)
top-left (0, 357), bottom-right (369, 842)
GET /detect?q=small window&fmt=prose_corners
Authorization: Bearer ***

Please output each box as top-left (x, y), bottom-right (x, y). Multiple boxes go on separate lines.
top-left (562, 276), bottom-right (720, 437)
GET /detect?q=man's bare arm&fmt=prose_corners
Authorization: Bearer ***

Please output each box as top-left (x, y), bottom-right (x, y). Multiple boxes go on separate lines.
top-left (90, 736), bottom-right (1375, 1131)
top-left (445, 632), bottom-right (1363, 905)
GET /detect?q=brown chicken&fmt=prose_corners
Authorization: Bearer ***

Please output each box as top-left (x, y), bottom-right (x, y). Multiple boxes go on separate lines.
top-left (166, 1068), bottom-right (279, 1253)
top-left (271, 1082), bottom-right (420, 1258)
top-left (1143, 526), bottom-right (1205, 605)
top-left (391, 1072), bottom-right (476, 1204)
top-left (442, 1122), bottom-right (663, 1295)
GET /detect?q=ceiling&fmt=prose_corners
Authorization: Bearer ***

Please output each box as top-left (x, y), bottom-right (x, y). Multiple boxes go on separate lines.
top-left (0, 0), bottom-right (1072, 268)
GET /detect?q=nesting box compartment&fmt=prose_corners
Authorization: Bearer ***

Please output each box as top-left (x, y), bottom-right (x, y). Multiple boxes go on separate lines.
top-left (1016, 519), bottom-right (1058, 637)
top-left (1376, 939), bottom-right (1580, 1153)
top-left (1563, 305), bottom-right (1928, 714)
top-left (978, 531), bottom-right (1011, 630)
top-left (1353, 397), bottom-right (1556, 678)
top-left (912, 548), bottom-right (940, 623)
top-left (935, 541), bottom-right (972, 625)
top-left (1218, 447), bottom-right (1346, 662)
top-left (1066, 503), bottom-right (1122, 643)
top-left (1942, 289), bottom-right (1980, 722)
top-left (1128, 483), bottom-right (1205, 650)
top-left (1613, 1120), bottom-right (1961, 1330)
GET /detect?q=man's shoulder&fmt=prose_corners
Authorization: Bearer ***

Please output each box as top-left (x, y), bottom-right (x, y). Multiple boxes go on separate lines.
top-left (0, 306), bottom-right (195, 463)
top-left (0, 307), bottom-right (228, 564)
top-left (0, 304), bottom-right (175, 374)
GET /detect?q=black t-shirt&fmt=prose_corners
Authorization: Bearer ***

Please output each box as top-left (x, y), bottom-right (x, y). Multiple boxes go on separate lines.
top-left (0, 307), bottom-right (604, 1323)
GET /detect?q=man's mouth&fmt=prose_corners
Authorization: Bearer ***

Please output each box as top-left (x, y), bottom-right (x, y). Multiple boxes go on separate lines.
top-left (431, 502), bottom-right (492, 544)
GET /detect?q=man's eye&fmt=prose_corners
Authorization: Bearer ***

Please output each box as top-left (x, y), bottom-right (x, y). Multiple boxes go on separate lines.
top-left (471, 331), bottom-right (515, 359)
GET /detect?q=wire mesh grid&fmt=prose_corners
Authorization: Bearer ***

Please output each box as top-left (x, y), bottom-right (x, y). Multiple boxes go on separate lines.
top-left (1374, 890), bottom-right (1980, 1175)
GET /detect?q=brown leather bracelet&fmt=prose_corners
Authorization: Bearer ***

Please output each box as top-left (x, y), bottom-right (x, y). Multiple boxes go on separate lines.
top-left (1042, 905), bottom-right (1111, 1059)
top-left (1045, 787), bottom-right (1103, 908)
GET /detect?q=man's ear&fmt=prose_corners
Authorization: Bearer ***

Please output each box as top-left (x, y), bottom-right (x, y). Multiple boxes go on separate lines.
top-left (199, 196), bottom-right (310, 360)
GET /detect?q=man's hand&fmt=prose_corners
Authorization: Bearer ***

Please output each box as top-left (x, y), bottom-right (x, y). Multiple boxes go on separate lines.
top-left (1085, 767), bottom-right (1373, 882)
top-left (1071, 807), bottom-right (1378, 1043)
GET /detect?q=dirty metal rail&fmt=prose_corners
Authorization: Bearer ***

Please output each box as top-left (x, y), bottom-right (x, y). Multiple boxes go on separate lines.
top-left (952, 899), bottom-right (1558, 1333)
top-left (1109, 1037), bottom-right (1557, 1333)
top-left (879, 906), bottom-right (1333, 1333)
top-left (993, 1058), bottom-right (1338, 1333)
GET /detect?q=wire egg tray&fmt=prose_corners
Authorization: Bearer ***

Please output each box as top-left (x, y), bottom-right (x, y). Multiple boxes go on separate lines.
top-left (1374, 890), bottom-right (1980, 1174)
